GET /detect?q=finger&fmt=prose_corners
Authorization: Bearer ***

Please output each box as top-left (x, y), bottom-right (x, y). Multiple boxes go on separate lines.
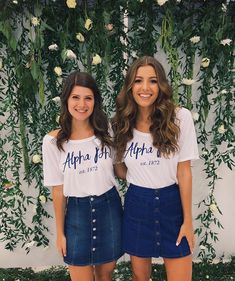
top-left (176, 232), bottom-right (183, 246)
top-left (186, 235), bottom-right (194, 254)
top-left (57, 247), bottom-right (62, 257)
top-left (62, 242), bottom-right (67, 257)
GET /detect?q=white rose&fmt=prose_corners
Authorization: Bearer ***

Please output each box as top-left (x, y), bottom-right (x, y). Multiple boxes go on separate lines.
top-left (66, 49), bottom-right (77, 60)
top-left (218, 124), bottom-right (226, 134)
top-left (209, 203), bottom-right (218, 213)
top-left (0, 57), bottom-right (3, 70)
top-left (201, 150), bottom-right (208, 156)
top-left (191, 111), bottom-right (199, 121)
top-left (199, 244), bottom-right (206, 250)
top-left (206, 275), bottom-right (209, 279)
top-left (13, 0), bottom-right (18, 3)
top-left (31, 17), bottom-right (40, 27)
top-left (25, 61), bottom-right (31, 69)
top-left (156, 0), bottom-right (168, 5)
top-left (25, 241), bottom-right (35, 248)
top-left (76, 32), bottom-right (85, 42)
top-left (32, 154), bottom-right (42, 164)
top-left (139, 0), bottom-right (144, 2)
top-left (48, 43), bottom-right (58, 51)
top-left (54, 66), bottom-right (62, 76)
top-left (52, 96), bottom-right (61, 103)
top-left (105, 24), bottom-right (114, 31)
top-left (201, 57), bottom-right (210, 68)
top-left (39, 195), bottom-right (46, 204)
top-left (85, 18), bottom-right (93, 31)
top-left (56, 115), bottom-right (60, 124)
top-left (221, 3), bottom-right (227, 12)
top-left (220, 38), bottom-right (232, 46)
top-left (66, 0), bottom-right (77, 8)
top-left (92, 54), bottom-right (102, 65)
top-left (182, 78), bottom-right (196, 85)
top-left (220, 89), bottom-right (228, 94)
top-left (190, 36), bottom-right (200, 44)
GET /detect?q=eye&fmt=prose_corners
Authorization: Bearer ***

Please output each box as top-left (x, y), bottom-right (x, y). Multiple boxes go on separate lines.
top-left (72, 95), bottom-right (79, 99)
top-left (85, 96), bottom-right (93, 100)
top-left (150, 79), bottom-right (158, 84)
top-left (134, 79), bottom-right (142, 84)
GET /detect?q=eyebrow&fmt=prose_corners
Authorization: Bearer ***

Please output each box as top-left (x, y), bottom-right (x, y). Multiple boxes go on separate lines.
top-left (71, 93), bottom-right (94, 97)
top-left (135, 75), bottom-right (157, 78)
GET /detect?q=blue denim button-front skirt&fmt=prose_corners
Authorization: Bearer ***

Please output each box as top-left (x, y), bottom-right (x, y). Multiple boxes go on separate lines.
top-left (64, 186), bottom-right (124, 266)
top-left (123, 183), bottom-right (191, 258)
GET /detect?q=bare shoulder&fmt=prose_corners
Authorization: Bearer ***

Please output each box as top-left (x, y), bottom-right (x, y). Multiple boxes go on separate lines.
top-left (48, 129), bottom-right (60, 137)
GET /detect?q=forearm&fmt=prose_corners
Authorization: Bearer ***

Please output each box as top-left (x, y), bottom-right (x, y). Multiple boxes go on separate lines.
top-left (177, 161), bottom-right (193, 224)
top-left (52, 185), bottom-right (67, 236)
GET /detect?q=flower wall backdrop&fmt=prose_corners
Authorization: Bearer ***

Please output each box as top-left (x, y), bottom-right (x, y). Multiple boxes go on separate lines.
top-left (0, 0), bottom-right (234, 262)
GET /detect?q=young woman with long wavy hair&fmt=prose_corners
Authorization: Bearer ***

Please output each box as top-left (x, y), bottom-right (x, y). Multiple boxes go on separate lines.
top-left (113, 56), bottom-right (199, 281)
top-left (42, 71), bottom-right (123, 281)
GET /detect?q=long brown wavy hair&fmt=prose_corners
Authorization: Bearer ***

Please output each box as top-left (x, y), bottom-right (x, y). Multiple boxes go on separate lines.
top-left (112, 56), bottom-right (180, 161)
top-left (56, 71), bottom-right (112, 150)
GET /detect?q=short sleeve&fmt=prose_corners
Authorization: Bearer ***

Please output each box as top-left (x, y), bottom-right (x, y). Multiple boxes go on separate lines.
top-left (42, 135), bottom-right (64, 186)
top-left (177, 108), bottom-right (199, 162)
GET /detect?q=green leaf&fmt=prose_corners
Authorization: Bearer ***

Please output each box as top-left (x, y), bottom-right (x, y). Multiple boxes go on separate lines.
top-left (30, 61), bottom-right (40, 80)
top-left (9, 35), bottom-right (17, 51)
top-left (39, 76), bottom-right (45, 105)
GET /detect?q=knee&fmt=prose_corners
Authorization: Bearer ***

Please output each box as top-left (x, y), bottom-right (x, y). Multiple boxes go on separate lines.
top-left (95, 271), bottom-right (112, 281)
top-left (132, 269), bottom-right (151, 281)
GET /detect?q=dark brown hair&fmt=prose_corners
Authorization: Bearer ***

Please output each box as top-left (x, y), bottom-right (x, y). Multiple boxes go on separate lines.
top-left (112, 56), bottom-right (180, 161)
top-left (56, 71), bottom-right (112, 150)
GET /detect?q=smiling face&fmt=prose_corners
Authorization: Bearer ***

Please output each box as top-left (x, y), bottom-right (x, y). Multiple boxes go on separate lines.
top-left (67, 85), bottom-right (95, 123)
top-left (131, 65), bottom-right (159, 111)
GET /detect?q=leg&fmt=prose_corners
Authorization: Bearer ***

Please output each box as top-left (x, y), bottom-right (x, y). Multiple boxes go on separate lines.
top-left (163, 254), bottom-right (192, 281)
top-left (130, 255), bottom-right (152, 281)
top-left (94, 261), bottom-right (116, 281)
top-left (68, 265), bottom-right (94, 281)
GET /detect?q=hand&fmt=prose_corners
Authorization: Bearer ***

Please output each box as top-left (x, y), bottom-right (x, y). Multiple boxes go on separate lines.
top-left (56, 234), bottom-right (67, 257)
top-left (176, 222), bottom-right (195, 254)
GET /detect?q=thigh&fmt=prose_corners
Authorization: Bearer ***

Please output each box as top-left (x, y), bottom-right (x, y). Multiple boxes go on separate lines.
top-left (130, 255), bottom-right (152, 281)
top-left (164, 255), bottom-right (192, 281)
top-left (68, 265), bottom-right (94, 281)
top-left (94, 261), bottom-right (116, 281)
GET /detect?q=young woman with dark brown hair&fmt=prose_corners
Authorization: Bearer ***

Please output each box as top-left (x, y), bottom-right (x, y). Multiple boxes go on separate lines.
top-left (42, 71), bottom-right (123, 281)
top-left (113, 56), bottom-right (199, 281)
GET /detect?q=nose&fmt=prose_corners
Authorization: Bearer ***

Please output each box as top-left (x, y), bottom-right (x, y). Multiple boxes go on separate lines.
top-left (78, 97), bottom-right (85, 107)
top-left (142, 80), bottom-right (149, 91)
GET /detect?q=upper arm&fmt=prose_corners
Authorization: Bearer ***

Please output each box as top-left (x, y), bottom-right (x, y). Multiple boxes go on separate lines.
top-left (114, 163), bottom-right (127, 180)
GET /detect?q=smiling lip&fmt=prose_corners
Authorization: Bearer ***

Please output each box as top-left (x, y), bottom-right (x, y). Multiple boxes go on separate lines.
top-left (75, 108), bottom-right (88, 113)
top-left (139, 93), bottom-right (152, 98)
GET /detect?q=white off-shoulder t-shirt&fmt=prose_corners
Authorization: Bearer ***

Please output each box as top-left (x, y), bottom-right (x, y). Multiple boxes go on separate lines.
top-left (124, 107), bottom-right (199, 189)
top-left (42, 135), bottom-right (117, 197)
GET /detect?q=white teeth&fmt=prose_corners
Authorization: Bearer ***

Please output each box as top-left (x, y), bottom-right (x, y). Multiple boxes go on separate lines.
top-left (75, 109), bottom-right (87, 113)
top-left (139, 94), bottom-right (151, 98)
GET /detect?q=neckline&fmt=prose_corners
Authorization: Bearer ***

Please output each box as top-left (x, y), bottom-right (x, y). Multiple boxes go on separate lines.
top-left (46, 134), bottom-right (96, 143)
top-left (133, 128), bottom-right (151, 137)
